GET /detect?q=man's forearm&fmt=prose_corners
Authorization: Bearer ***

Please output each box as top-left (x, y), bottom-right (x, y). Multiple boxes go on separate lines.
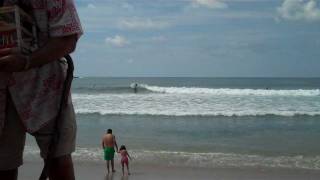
top-left (28, 35), bottom-right (78, 69)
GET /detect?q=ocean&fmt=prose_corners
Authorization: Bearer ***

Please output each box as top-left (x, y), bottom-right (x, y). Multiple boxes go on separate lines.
top-left (25, 77), bottom-right (320, 169)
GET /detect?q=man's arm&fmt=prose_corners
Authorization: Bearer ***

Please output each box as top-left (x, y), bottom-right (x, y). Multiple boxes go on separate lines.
top-left (102, 137), bottom-right (105, 149)
top-left (0, 34), bottom-right (78, 72)
top-left (113, 136), bottom-right (118, 152)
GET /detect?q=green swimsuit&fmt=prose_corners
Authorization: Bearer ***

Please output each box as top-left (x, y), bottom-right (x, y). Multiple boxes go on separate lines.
top-left (104, 147), bottom-right (115, 160)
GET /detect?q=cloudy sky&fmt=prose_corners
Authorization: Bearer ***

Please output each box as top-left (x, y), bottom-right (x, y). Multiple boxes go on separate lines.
top-left (73, 0), bottom-right (320, 77)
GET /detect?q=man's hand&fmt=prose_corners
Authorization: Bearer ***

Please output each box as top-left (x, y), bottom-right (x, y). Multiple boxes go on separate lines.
top-left (0, 48), bottom-right (27, 72)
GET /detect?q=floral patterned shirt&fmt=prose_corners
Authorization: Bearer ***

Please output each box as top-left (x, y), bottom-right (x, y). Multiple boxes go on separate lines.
top-left (0, 0), bottom-right (82, 134)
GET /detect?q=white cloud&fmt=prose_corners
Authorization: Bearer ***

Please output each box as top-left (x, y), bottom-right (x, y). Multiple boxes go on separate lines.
top-left (277, 0), bottom-right (320, 22)
top-left (118, 18), bottom-right (171, 30)
top-left (127, 59), bottom-right (134, 64)
top-left (151, 36), bottom-right (168, 42)
top-left (87, 3), bottom-right (96, 9)
top-left (191, 0), bottom-right (228, 9)
top-left (121, 2), bottom-right (134, 11)
top-left (105, 35), bottom-right (130, 47)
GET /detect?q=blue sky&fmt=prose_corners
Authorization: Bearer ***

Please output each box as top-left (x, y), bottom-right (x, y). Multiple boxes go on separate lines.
top-left (72, 0), bottom-right (320, 77)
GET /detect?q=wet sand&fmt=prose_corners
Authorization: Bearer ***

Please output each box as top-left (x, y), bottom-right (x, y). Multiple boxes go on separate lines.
top-left (19, 160), bottom-right (320, 180)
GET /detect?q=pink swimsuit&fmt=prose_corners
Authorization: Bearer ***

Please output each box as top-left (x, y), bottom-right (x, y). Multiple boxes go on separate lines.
top-left (120, 150), bottom-right (129, 165)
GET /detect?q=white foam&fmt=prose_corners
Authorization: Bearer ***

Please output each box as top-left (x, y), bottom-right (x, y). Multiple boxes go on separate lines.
top-left (72, 92), bottom-right (320, 117)
top-left (140, 84), bottom-right (320, 97)
top-left (23, 146), bottom-right (320, 170)
top-left (75, 109), bottom-right (320, 117)
top-left (74, 149), bottom-right (320, 169)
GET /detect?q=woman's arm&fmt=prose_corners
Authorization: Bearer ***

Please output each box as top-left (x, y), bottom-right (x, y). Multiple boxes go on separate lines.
top-left (114, 136), bottom-right (119, 152)
top-left (0, 34), bottom-right (78, 72)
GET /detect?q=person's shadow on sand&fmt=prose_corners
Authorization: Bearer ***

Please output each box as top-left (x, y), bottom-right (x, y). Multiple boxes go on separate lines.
top-left (105, 173), bottom-right (114, 180)
top-left (121, 176), bottom-right (129, 180)
top-left (105, 173), bottom-right (129, 180)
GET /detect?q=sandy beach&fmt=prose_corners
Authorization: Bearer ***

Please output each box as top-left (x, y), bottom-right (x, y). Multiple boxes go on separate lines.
top-left (19, 160), bottom-right (320, 180)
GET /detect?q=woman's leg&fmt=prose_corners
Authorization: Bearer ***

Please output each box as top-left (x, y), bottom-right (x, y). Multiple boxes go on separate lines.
top-left (0, 169), bottom-right (18, 180)
top-left (0, 96), bottom-right (26, 180)
top-left (48, 154), bottom-right (75, 180)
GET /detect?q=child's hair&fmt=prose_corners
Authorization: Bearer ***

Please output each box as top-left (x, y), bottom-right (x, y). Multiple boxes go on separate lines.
top-left (120, 145), bottom-right (126, 151)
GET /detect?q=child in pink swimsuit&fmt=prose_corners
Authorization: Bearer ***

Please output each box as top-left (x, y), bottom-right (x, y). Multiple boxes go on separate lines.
top-left (119, 145), bottom-right (132, 175)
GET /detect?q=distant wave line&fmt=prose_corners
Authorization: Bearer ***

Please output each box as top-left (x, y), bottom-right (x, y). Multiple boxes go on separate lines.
top-left (72, 84), bottom-right (320, 96)
top-left (74, 110), bottom-right (320, 117)
top-left (140, 84), bottom-right (320, 96)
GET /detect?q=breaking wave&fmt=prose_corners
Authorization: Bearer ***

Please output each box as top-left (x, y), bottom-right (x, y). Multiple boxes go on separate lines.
top-left (139, 85), bottom-right (320, 96)
top-left (75, 110), bottom-right (320, 117)
top-left (73, 84), bottom-right (320, 97)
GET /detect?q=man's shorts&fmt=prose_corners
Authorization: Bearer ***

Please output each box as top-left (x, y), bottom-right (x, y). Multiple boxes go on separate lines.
top-left (104, 147), bottom-right (115, 161)
top-left (0, 95), bottom-right (77, 170)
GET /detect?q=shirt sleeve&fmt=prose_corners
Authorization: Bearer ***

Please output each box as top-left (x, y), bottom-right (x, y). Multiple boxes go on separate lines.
top-left (47, 0), bottom-right (83, 38)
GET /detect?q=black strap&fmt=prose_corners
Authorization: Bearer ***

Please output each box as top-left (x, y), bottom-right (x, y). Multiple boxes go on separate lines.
top-left (39, 56), bottom-right (74, 180)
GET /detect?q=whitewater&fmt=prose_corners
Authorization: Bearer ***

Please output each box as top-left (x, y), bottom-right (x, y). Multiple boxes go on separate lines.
top-left (25, 77), bottom-right (320, 171)
top-left (72, 85), bottom-right (320, 117)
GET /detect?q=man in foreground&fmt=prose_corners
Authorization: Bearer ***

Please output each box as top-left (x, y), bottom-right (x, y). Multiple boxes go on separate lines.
top-left (102, 129), bottom-right (119, 173)
top-left (0, 0), bottom-right (82, 179)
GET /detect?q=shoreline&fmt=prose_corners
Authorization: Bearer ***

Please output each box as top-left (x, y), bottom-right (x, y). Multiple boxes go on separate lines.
top-left (19, 160), bottom-right (320, 180)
